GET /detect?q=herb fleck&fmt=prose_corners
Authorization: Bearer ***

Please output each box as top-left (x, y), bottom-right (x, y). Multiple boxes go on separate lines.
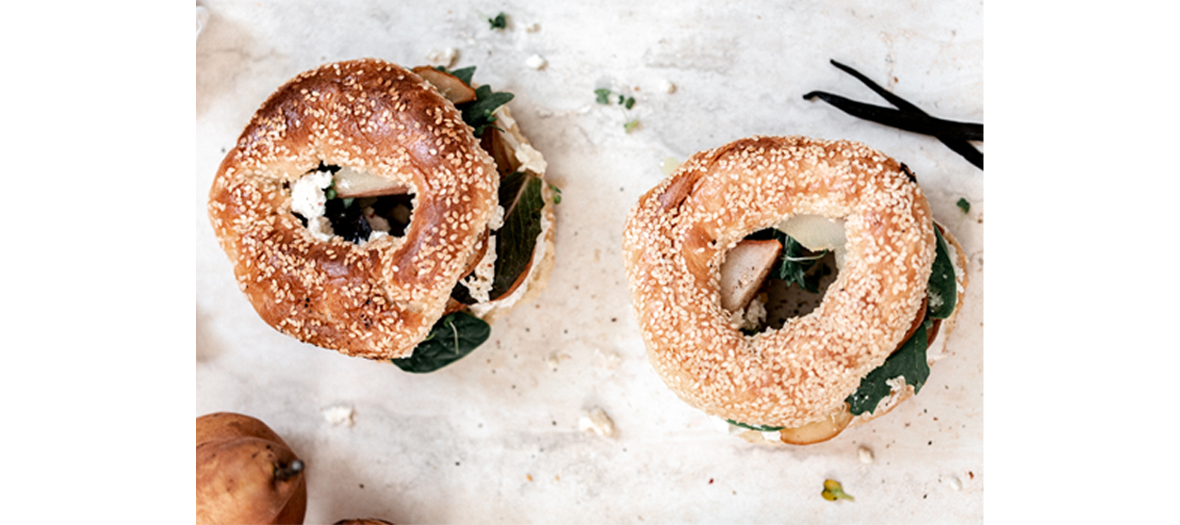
top-left (624, 119), bottom-right (640, 133)
top-left (594, 88), bottom-right (637, 110)
top-left (956, 198), bottom-right (970, 213)
top-left (822, 479), bottom-right (855, 502)
top-left (488, 12), bottom-right (507, 30)
top-left (594, 88), bottom-right (612, 104)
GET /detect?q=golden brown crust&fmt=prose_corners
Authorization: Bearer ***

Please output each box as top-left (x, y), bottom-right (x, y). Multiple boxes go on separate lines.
top-left (623, 136), bottom-right (937, 429)
top-left (208, 59), bottom-right (499, 360)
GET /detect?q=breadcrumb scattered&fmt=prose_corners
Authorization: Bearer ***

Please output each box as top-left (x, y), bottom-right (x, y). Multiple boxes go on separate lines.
top-left (323, 406), bottom-right (355, 427)
top-left (425, 48), bottom-right (459, 68)
top-left (526, 55), bottom-right (547, 70)
top-left (857, 446), bottom-right (874, 464)
top-left (578, 407), bottom-right (616, 438)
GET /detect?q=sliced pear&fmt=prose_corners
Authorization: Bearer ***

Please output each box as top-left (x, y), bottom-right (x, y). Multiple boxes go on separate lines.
top-left (776, 214), bottom-right (847, 269)
top-left (719, 239), bottom-right (782, 313)
top-left (480, 127), bottom-right (518, 177)
top-left (333, 166), bottom-right (409, 198)
top-left (412, 66), bottom-right (477, 105)
top-left (778, 405), bottom-right (854, 445)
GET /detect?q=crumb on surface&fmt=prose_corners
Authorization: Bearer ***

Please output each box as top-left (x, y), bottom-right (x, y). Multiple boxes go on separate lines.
top-left (323, 405), bottom-right (355, 427)
top-left (526, 54), bottom-right (547, 70)
top-left (578, 407), bottom-right (617, 438)
top-left (857, 446), bottom-right (874, 464)
top-left (426, 48), bottom-right (459, 68)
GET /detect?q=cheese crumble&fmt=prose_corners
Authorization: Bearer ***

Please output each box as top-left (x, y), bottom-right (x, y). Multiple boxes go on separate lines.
top-left (578, 407), bottom-right (617, 438)
top-left (461, 235), bottom-right (498, 303)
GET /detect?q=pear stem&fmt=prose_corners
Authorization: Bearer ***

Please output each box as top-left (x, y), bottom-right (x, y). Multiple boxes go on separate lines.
top-left (274, 459), bottom-right (304, 481)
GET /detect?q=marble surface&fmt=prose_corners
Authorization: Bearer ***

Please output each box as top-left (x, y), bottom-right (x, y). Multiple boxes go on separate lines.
top-left (196, 1), bottom-right (983, 522)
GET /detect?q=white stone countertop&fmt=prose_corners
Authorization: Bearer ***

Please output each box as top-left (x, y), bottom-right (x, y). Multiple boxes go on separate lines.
top-left (196, 1), bottom-right (983, 522)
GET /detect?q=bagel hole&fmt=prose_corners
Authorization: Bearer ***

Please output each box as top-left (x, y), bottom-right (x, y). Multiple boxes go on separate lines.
top-left (290, 162), bottom-right (415, 245)
top-left (762, 250), bottom-right (838, 329)
top-left (734, 228), bottom-right (840, 335)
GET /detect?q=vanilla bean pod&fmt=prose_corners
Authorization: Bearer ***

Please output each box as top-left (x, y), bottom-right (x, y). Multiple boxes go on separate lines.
top-left (802, 91), bottom-right (983, 141)
top-left (809, 60), bottom-right (983, 169)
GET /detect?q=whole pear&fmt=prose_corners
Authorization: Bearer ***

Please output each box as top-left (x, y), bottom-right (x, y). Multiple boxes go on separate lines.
top-left (196, 412), bottom-right (307, 524)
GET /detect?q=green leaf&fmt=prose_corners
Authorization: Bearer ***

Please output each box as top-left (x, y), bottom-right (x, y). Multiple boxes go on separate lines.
top-left (845, 318), bottom-right (931, 415)
top-left (391, 311), bottom-right (491, 373)
top-left (956, 197), bottom-right (970, 214)
top-left (772, 231), bottom-right (827, 293)
top-left (594, 88), bottom-right (612, 104)
top-left (551, 185), bottom-right (563, 204)
top-left (926, 227), bottom-right (957, 319)
top-left (458, 85), bottom-right (515, 137)
top-left (624, 119), bottom-right (640, 133)
top-left (435, 65), bottom-right (476, 86)
top-left (489, 172), bottom-right (545, 299)
top-left (623, 96), bottom-right (636, 110)
top-left (488, 12), bottom-right (507, 30)
top-left (726, 420), bottom-right (785, 432)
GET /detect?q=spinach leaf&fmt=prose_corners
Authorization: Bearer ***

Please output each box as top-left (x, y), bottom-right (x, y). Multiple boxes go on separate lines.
top-left (391, 311), bottom-right (491, 373)
top-left (726, 420), bottom-right (785, 432)
top-left (845, 318), bottom-right (931, 415)
top-left (926, 227), bottom-right (957, 319)
top-left (459, 85), bottom-right (515, 137)
top-left (489, 172), bottom-right (545, 299)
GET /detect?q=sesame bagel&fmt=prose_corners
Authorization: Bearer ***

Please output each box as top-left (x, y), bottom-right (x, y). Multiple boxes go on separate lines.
top-left (623, 136), bottom-right (966, 437)
top-left (208, 59), bottom-right (548, 361)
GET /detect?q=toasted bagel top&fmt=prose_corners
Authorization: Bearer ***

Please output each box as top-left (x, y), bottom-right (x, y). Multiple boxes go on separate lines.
top-left (623, 136), bottom-right (936, 428)
top-left (208, 59), bottom-right (499, 359)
